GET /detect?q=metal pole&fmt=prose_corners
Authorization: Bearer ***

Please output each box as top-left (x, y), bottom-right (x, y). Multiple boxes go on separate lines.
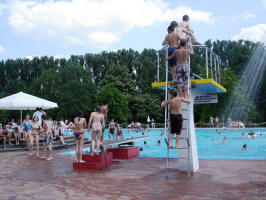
top-left (165, 48), bottom-right (169, 171)
top-left (218, 59), bottom-right (221, 83)
top-left (157, 52), bottom-right (160, 82)
top-left (205, 47), bottom-right (208, 78)
top-left (210, 52), bottom-right (213, 79)
top-left (214, 55), bottom-right (217, 81)
top-left (20, 110), bottom-right (22, 126)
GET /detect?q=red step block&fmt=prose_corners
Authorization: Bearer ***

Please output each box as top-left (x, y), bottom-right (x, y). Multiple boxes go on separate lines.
top-left (73, 152), bottom-right (113, 169)
top-left (107, 146), bottom-right (139, 159)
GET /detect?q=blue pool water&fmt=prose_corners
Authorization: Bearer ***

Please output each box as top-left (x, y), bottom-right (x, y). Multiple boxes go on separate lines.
top-left (59, 128), bottom-right (266, 160)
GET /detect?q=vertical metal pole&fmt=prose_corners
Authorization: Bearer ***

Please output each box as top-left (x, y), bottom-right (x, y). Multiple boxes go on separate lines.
top-left (210, 52), bottom-right (213, 79)
top-left (205, 47), bottom-right (208, 78)
top-left (20, 110), bottom-right (22, 125)
top-left (218, 59), bottom-right (221, 83)
top-left (165, 48), bottom-right (169, 171)
top-left (214, 55), bottom-right (217, 81)
top-left (187, 40), bottom-right (191, 178)
top-left (157, 52), bottom-right (160, 82)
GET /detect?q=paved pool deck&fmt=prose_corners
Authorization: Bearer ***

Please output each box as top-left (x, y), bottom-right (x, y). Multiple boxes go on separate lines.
top-left (0, 150), bottom-right (265, 200)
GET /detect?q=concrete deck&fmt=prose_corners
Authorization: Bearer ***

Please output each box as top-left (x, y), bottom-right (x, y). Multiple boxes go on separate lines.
top-left (0, 150), bottom-right (265, 200)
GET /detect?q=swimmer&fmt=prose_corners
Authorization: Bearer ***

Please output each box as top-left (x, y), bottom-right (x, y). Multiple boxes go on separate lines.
top-left (241, 144), bottom-right (247, 151)
top-left (240, 133), bottom-right (246, 138)
top-left (157, 140), bottom-right (161, 145)
top-left (71, 110), bottom-right (86, 162)
top-left (222, 137), bottom-right (227, 143)
top-left (161, 89), bottom-right (191, 148)
top-left (212, 138), bottom-right (216, 142)
top-left (88, 106), bottom-right (105, 156)
top-left (162, 25), bottom-right (182, 83)
top-left (22, 115), bottom-right (31, 149)
top-left (140, 147), bottom-right (143, 151)
top-left (167, 39), bottom-right (194, 98)
top-left (144, 141), bottom-right (147, 145)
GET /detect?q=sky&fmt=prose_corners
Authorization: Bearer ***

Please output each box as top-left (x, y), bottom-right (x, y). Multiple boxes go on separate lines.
top-left (0, 0), bottom-right (265, 60)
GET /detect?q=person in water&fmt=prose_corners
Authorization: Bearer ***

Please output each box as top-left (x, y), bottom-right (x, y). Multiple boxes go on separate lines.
top-left (167, 39), bottom-right (194, 98)
top-left (162, 25), bottom-right (182, 83)
top-left (71, 110), bottom-right (86, 162)
top-left (241, 144), bottom-right (247, 151)
top-left (29, 116), bottom-right (43, 157)
top-left (161, 89), bottom-right (191, 148)
top-left (88, 106), bottom-right (105, 156)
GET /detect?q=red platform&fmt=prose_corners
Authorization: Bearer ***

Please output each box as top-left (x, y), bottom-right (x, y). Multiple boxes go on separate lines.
top-left (73, 152), bottom-right (113, 169)
top-left (107, 146), bottom-right (139, 159)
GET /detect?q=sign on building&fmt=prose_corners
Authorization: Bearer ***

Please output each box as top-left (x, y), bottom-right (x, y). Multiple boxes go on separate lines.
top-left (194, 95), bottom-right (218, 104)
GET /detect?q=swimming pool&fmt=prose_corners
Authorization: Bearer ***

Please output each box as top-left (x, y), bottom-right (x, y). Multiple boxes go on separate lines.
top-left (59, 128), bottom-right (266, 160)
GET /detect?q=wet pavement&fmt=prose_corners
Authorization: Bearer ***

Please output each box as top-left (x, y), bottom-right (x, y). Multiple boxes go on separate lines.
top-left (0, 150), bottom-right (265, 200)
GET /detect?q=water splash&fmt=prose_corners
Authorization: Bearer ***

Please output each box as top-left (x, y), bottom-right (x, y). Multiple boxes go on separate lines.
top-left (224, 43), bottom-right (266, 121)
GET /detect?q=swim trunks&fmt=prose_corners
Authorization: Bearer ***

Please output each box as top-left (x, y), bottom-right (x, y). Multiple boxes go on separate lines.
top-left (170, 114), bottom-right (183, 135)
top-left (74, 131), bottom-right (84, 138)
top-left (176, 64), bottom-right (189, 86)
top-left (43, 133), bottom-right (53, 145)
top-left (117, 130), bottom-right (122, 136)
top-left (168, 47), bottom-right (178, 66)
top-left (109, 128), bottom-right (114, 134)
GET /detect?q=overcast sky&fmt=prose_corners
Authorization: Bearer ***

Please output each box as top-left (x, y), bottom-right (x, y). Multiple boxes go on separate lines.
top-left (0, 0), bottom-right (265, 60)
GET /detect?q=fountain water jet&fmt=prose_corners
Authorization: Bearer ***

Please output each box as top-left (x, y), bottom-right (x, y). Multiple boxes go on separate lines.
top-left (223, 43), bottom-right (266, 122)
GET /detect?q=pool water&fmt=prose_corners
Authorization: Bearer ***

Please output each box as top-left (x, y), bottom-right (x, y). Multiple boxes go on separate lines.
top-left (59, 128), bottom-right (266, 160)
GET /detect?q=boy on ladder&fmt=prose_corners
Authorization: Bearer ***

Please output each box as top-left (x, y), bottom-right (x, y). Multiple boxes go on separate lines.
top-left (161, 89), bottom-right (191, 148)
top-left (167, 39), bottom-right (194, 98)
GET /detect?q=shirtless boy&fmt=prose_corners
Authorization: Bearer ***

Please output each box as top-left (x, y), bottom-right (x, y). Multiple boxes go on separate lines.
top-left (108, 119), bottom-right (115, 140)
top-left (161, 89), bottom-right (191, 148)
top-left (167, 39), bottom-right (194, 97)
top-left (179, 15), bottom-right (200, 45)
top-left (162, 25), bottom-right (182, 83)
top-left (41, 115), bottom-right (53, 160)
top-left (88, 106), bottom-right (105, 156)
top-left (170, 21), bottom-right (192, 43)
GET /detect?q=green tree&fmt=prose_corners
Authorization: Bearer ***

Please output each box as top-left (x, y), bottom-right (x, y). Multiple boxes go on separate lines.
top-left (100, 64), bottom-right (136, 95)
top-left (96, 84), bottom-right (131, 123)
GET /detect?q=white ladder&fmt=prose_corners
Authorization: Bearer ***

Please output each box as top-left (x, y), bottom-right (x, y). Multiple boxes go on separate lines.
top-left (164, 41), bottom-right (192, 179)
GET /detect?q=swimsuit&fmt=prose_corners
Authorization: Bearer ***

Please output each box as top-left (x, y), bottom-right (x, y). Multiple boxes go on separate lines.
top-left (43, 132), bottom-right (53, 145)
top-left (176, 64), bottom-right (189, 86)
top-left (24, 121), bottom-right (31, 132)
top-left (93, 124), bottom-right (102, 132)
top-left (2, 131), bottom-right (8, 136)
top-left (170, 114), bottom-right (183, 135)
top-left (30, 127), bottom-right (40, 139)
top-left (168, 47), bottom-right (178, 66)
top-left (74, 131), bottom-right (84, 138)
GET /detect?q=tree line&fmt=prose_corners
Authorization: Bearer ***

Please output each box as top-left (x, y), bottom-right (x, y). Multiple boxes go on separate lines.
top-left (0, 40), bottom-right (263, 125)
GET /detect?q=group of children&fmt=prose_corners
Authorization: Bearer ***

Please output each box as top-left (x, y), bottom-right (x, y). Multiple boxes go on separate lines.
top-left (161, 15), bottom-right (197, 148)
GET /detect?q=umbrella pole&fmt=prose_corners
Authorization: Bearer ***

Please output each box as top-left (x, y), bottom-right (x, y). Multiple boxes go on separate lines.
top-left (20, 110), bottom-right (22, 125)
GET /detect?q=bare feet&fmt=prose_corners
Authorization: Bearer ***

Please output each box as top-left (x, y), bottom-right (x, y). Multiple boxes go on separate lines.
top-left (40, 156), bottom-right (46, 159)
top-left (90, 152), bottom-right (94, 157)
top-left (79, 160), bottom-right (85, 163)
top-left (175, 146), bottom-right (182, 149)
top-left (36, 153), bottom-right (39, 157)
top-left (46, 157), bottom-right (53, 161)
top-left (29, 153), bottom-right (33, 156)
